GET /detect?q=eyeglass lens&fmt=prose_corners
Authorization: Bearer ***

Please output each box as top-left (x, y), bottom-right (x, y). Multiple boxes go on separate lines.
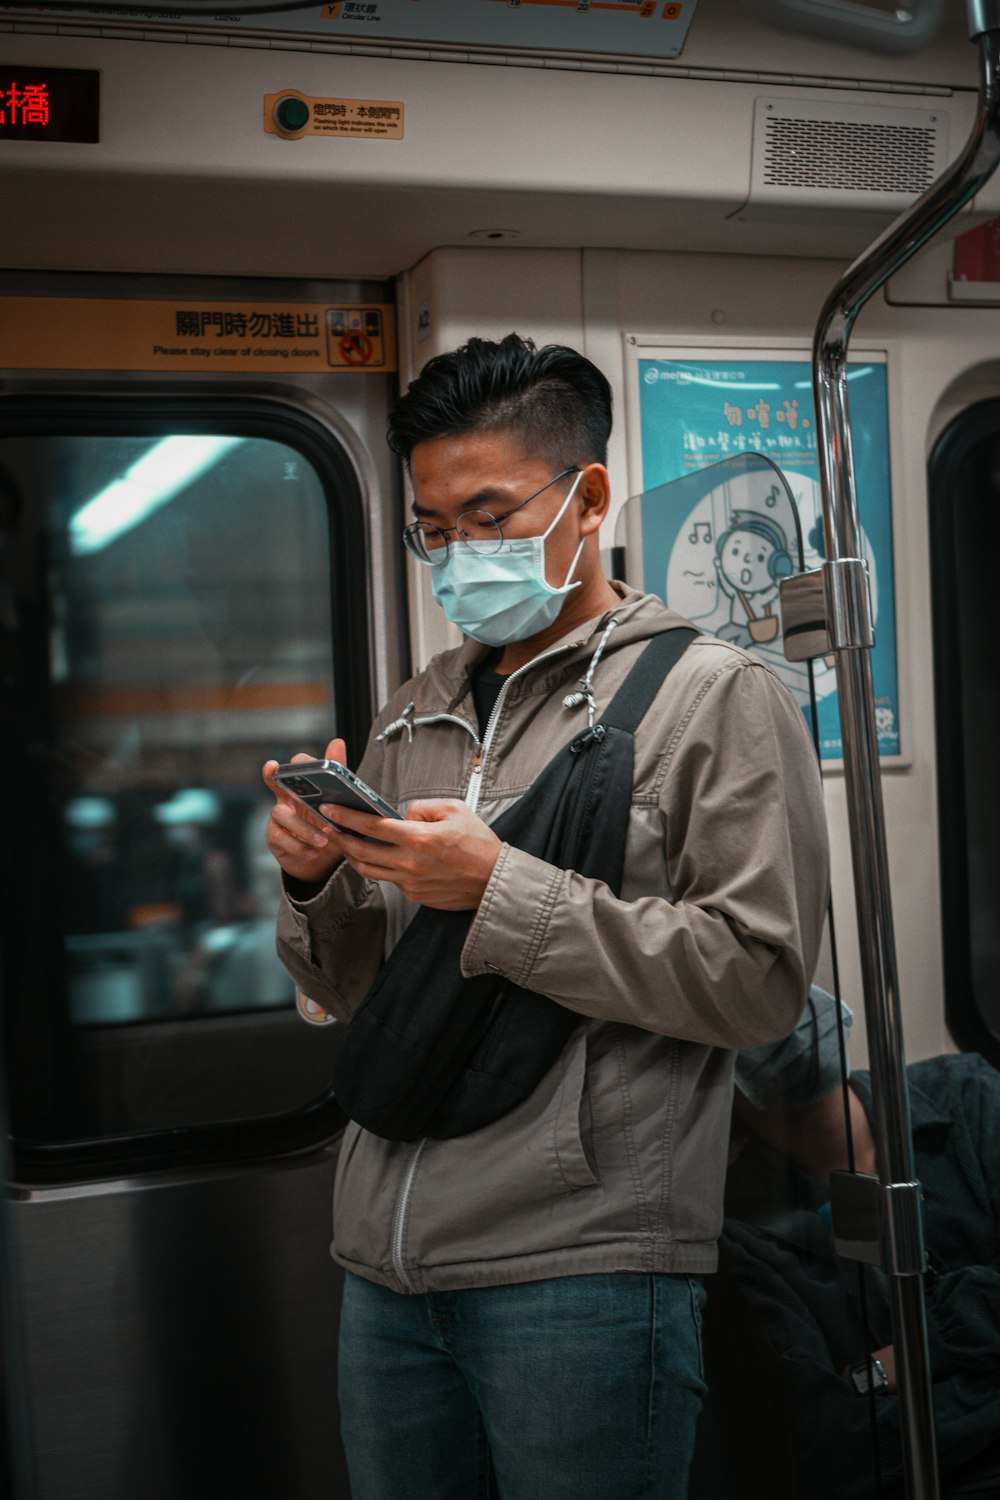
top-left (405, 509), bottom-right (507, 565)
top-left (402, 467), bottom-right (579, 565)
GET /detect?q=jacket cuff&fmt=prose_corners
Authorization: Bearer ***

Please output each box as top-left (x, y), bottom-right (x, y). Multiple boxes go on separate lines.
top-left (461, 843), bottom-right (564, 986)
top-left (279, 862), bottom-right (375, 966)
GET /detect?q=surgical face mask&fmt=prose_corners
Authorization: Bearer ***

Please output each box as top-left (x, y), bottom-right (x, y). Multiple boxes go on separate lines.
top-left (430, 470), bottom-right (585, 646)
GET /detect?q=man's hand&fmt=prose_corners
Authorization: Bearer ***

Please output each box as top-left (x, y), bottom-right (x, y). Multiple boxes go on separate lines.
top-left (262, 738), bottom-right (350, 887)
top-left (325, 798), bottom-right (503, 910)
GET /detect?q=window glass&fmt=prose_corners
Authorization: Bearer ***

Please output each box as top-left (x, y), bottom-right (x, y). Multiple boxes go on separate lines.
top-left (23, 434), bottom-right (333, 1024)
top-left (929, 404), bottom-right (1000, 1061)
top-left (0, 423), bottom-right (358, 1150)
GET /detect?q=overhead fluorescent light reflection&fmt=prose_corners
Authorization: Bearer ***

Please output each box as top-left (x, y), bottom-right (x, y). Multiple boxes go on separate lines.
top-left (70, 435), bottom-right (242, 556)
top-left (670, 373), bottom-right (782, 392)
top-left (793, 366), bottom-right (875, 390)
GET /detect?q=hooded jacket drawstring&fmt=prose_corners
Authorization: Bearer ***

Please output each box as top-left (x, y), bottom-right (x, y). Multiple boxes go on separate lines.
top-left (376, 615), bottom-right (622, 745)
top-left (376, 701), bottom-right (416, 744)
top-left (561, 616), bottom-right (621, 728)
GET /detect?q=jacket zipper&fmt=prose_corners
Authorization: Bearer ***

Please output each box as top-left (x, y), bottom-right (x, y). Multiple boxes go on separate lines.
top-left (388, 640), bottom-right (586, 1288)
top-left (384, 715), bottom-right (478, 1291)
top-left (390, 1137), bottom-right (426, 1292)
top-left (464, 642), bottom-right (578, 814)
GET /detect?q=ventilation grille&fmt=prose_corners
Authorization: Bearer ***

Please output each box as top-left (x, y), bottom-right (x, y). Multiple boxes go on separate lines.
top-left (740, 98), bottom-right (949, 220)
top-left (763, 114), bottom-right (937, 194)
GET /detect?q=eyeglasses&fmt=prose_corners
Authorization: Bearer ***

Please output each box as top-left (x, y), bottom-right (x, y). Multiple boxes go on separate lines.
top-left (402, 466), bottom-right (581, 567)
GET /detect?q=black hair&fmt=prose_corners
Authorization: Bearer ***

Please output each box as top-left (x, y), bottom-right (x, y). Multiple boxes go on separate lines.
top-left (387, 333), bottom-right (612, 469)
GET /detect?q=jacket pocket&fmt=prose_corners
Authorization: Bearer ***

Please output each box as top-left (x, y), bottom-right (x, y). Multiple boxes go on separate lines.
top-left (548, 1025), bottom-right (599, 1191)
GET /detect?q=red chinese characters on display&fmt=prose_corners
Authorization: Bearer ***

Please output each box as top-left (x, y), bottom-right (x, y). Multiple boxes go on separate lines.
top-left (0, 82), bottom-right (50, 128)
top-left (0, 68), bottom-right (99, 141)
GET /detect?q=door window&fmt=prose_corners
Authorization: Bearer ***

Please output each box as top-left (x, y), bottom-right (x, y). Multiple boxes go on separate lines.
top-left (929, 399), bottom-right (1000, 1062)
top-left (0, 412), bottom-right (371, 1154)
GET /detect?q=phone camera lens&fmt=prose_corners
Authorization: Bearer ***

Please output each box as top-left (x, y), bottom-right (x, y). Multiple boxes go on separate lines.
top-left (287, 776), bottom-right (318, 796)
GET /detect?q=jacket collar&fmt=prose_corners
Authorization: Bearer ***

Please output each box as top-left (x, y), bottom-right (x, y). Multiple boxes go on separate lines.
top-left (418, 585), bottom-right (687, 713)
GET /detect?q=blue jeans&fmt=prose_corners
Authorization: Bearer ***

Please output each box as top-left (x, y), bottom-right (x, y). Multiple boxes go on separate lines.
top-left (338, 1271), bottom-right (707, 1500)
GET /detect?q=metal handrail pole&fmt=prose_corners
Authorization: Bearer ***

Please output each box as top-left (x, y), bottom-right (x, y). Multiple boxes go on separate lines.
top-left (813, 12), bottom-right (1000, 1500)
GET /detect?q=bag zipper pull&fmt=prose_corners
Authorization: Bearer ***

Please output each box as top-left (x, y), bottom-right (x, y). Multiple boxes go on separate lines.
top-left (570, 723), bottom-right (606, 754)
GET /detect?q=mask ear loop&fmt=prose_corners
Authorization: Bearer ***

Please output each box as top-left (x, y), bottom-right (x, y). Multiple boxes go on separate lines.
top-left (541, 468), bottom-right (587, 593)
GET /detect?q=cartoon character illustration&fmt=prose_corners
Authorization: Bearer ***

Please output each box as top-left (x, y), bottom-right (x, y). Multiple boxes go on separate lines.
top-left (713, 509), bottom-right (794, 647)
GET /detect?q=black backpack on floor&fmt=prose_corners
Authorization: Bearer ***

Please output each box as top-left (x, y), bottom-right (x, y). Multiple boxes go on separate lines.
top-left (330, 626), bottom-right (697, 1142)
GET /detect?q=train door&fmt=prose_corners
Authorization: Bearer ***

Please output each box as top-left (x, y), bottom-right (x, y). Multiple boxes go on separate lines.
top-left (0, 280), bottom-right (405, 1499)
top-left (929, 395), bottom-right (1000, 1070)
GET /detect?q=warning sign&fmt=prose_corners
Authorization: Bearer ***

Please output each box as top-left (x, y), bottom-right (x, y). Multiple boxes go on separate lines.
top-left (0, 298), bottom-right (397, 374)
top-left (327, 307), bottom-right (390, 368)
top-left (264, 92), bottom-right (404, 141)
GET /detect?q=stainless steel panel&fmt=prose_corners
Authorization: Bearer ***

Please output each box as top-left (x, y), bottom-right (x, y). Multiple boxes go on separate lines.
top-left (1, 276), bottom-right (404, 1497)
top-left (13, 1146), bottom-right (350, 1500)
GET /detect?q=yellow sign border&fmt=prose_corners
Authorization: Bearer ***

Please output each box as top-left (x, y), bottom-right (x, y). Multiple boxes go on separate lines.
top-left (0, 298), bottom-right (398, 373)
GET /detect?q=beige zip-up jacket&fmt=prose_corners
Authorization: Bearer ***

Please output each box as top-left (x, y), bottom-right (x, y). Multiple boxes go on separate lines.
top-left (277, 586), bottom-right (829, 1293)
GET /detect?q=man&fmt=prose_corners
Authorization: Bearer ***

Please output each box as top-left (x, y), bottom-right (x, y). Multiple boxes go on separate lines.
top-left (707, 989), bottom-right (1000, 1500)
top-left (264, 334), bottom-right (829, 1500)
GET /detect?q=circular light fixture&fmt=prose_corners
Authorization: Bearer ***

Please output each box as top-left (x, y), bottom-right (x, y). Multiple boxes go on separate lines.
top-left (467, 228), bottom-right (521, 242)
top-left (274, 95), bottom-right (311, 135)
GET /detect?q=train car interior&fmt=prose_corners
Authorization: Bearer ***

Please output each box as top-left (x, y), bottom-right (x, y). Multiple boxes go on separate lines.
top-left (2, 0), bottom-right (1000, 1495)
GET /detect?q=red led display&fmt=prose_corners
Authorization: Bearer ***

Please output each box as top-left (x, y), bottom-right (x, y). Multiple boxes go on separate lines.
top-left (0, 66), bottom-right (99, 142)
top-left (954, 217), bottom-right (1000, 285)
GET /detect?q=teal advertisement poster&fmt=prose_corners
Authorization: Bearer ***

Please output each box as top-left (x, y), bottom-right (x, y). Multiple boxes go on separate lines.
top-left (635, 355), bottom-right (900, 761)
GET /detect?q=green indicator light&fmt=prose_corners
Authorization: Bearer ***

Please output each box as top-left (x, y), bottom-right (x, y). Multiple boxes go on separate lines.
top-left (275, 96), bottom-right (310, 133)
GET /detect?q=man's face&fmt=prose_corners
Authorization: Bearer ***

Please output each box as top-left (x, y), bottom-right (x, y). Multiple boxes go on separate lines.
top-left (409, 430), bottom-right (583, 590)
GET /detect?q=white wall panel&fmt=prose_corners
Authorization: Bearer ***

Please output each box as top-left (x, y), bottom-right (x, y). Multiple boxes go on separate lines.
top-left (0, 28), bottom-right (986, 276)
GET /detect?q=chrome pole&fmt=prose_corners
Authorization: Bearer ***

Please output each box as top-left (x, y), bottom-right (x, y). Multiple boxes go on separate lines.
top-left (813, 6), bottom-right (1000, 1499)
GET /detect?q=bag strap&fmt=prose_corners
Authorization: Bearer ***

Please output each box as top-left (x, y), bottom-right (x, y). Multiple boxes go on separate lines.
top-left (602, 626), bottom-right (699, 732)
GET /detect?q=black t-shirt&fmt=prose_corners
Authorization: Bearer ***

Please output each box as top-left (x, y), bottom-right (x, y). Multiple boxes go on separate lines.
top-left (470, 657), bottom-right (507, 740)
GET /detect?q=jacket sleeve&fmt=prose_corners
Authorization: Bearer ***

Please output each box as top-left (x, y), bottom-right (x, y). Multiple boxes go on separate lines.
top-left (275, 710), bottom-right (394, 1023)
top-left (460, 656), bottom-right (829, 1048)
top-left (923, 1055), bottom-right (1000, 1379)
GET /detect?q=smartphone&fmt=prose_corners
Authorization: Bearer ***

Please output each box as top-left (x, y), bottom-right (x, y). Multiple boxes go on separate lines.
top-left (273, 759), bottom-right (402, 825)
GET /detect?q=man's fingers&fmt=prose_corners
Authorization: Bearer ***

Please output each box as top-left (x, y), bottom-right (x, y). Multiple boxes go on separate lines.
top-left (324, 804), bottom-right (405, 842)
top-left (269, 824), bottom-right (329, 862)
top-left (262, 751), bottom-right (318, 804)
top-left (262, 760), bottom-right (309, 815)
top-left (405, 798), bottom-right (465, 823)
top-left (341, 848), bottom-right (397, 882)
top-left (272, 799), bottom-right (332, 846)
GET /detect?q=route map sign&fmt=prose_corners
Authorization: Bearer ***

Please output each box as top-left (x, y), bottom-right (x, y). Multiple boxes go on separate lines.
top-left (309, 0), bottom-right (695, 56)
top-left (0, 0), bottom-right (698, 57)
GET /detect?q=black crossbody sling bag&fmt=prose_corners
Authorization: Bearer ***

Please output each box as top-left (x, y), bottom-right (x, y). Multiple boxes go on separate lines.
top-left (330, 626), bottom-right (697, 1143)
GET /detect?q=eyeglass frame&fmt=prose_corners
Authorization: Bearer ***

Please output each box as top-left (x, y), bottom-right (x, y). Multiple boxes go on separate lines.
top-left (401, 464), bottom-right (583, 567)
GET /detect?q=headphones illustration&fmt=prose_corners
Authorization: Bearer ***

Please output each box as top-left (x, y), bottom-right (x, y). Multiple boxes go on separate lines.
top-left (715, 510), bottom-right (794, 582)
